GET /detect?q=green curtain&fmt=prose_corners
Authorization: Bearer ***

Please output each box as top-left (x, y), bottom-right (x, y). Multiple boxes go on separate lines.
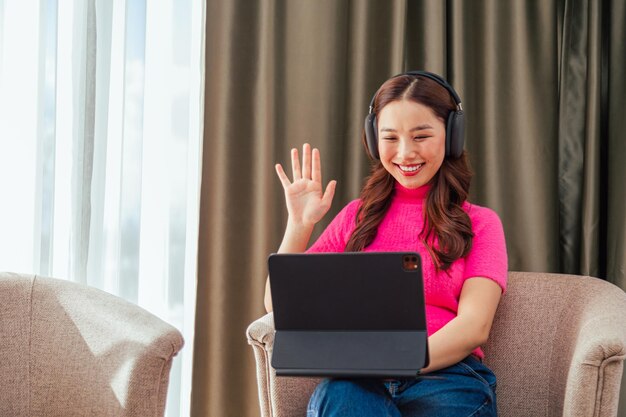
top-left (192, 1), bottom-right (626, 416)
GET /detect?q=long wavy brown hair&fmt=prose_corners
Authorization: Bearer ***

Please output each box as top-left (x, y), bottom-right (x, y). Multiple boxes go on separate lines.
top-left (344, 74), bottom-right (474, 271)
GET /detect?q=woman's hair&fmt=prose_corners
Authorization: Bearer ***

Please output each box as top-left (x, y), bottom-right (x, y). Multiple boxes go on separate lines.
top-left (344, 74), bottom-right (474, 271)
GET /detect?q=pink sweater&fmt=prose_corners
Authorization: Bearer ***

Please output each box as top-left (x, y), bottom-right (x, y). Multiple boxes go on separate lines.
top-left (307, 182), bottom-right (508, 359)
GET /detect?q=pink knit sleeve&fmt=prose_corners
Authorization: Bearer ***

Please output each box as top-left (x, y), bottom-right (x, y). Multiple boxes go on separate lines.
top-left (306, 200), bottom-right (361, 253)
top-left (463, 205), bottom-right (508, 293)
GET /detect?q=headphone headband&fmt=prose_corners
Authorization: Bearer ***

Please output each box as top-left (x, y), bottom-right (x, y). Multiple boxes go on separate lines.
top-left (367, 70), bottom-right (463, 114)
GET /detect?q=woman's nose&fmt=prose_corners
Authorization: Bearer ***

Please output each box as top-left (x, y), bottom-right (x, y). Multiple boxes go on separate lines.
top-left (398, 140), bottom-right (417, 159)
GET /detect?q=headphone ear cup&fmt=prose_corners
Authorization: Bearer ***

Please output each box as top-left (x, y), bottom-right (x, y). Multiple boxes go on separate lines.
top-left (446, 110), bottom-right (465, 158)
top-left (364, 113), bottom-right (379, 159)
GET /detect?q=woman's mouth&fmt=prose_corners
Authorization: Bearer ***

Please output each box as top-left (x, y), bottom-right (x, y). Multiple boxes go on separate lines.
top-left (396, 163), bottom-right (425, 176)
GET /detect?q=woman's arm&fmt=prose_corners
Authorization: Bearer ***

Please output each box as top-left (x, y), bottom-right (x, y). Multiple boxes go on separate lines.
top-left (264, 143), bottom-right (336, 313)
top-left (420, 277), bottom-right (503, 373)
top-left (264, 220), bottom-right (315, 312)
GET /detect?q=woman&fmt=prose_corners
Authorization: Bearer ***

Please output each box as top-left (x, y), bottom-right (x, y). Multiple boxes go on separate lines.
top-left (264, 71), bottom-right (507, 417)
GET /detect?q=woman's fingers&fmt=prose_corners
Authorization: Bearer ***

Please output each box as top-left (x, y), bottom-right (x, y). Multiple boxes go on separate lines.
top-left (291, 148), bottom-right (302, 180)
top-left (283, 143), bottom-right (321, 185)
top-left (302, 143), bottom-right (312, 180)
top-left (321, 180), bottom-right (337, 208)
top-left (275, 164), bottom-right (291, 189)
top-left (311, 147), bottom-right (321, 183)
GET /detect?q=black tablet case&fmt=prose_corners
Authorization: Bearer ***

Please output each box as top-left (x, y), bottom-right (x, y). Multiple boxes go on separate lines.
top-left (269, 252), bottom-right (429, 378)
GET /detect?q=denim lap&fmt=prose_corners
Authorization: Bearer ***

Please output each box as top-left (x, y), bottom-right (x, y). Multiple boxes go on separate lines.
top-left (307, 378), bottom-right (401, 417)
top-left (307, 356), bottom-right (497, 417)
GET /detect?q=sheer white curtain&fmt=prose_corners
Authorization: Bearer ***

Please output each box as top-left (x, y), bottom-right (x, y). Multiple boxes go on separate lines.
top-left (0, 1), bottom-right (204, 416)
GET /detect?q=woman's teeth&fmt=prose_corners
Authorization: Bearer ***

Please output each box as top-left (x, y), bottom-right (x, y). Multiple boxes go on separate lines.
top-left (398, 164), bottom-right (424, 172)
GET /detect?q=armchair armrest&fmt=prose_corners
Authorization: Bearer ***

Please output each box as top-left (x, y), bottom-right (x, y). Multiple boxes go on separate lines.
top-left (246, 313), bottom-right (321, 417)
top-left (485, 273), bottom-right (626, 417)
top-left (563, 277), bottom-right (626, 417)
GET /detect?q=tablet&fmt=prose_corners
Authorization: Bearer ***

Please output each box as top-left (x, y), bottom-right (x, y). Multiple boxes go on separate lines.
top-left (269, 252), bottom-right (429, 378)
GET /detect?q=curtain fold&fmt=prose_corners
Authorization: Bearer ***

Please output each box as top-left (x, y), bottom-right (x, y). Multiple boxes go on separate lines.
top-left (73, 0), bottom-right (96, 282)
top-left (558, 0), bottom-right (599, 276)
top-left (194, 1), bottom-right (626, 416)
top-left (607, 0), bottom-right (626, 290)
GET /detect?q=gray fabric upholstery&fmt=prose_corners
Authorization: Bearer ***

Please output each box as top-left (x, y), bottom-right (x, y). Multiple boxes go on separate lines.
top-left (246, 272), bottom-right (626, 417)
top-left (0, 272), bottom-right (184, 417)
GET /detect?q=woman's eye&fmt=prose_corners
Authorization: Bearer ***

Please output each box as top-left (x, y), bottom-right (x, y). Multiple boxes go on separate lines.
top-left (382, 137), bottom-right (397, 141)
top-left (414, 136), bottom-right (430, 140)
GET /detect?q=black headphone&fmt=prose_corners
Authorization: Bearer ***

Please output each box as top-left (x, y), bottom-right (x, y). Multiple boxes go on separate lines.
top-left (364, 70), bottom-right (465, 159)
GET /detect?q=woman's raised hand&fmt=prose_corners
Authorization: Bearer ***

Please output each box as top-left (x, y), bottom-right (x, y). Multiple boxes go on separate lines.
top-left (275, 143), bottom-right (337, 227)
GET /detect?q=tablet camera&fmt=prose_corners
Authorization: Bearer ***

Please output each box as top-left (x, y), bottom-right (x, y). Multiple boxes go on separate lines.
top-left (402, 254), bottom-right (420, 271)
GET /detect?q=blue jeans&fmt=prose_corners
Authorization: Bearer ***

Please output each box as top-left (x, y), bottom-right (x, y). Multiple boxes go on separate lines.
top-left (307, 355), bottom-right (497, 417)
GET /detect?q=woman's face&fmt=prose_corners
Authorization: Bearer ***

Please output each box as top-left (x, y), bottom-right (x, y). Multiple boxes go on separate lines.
top-left (377, 99), bottom-right (446, 189)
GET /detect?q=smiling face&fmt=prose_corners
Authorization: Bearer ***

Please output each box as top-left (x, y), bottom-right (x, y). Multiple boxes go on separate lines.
top-left (377, 99), bottom-right (446, 189)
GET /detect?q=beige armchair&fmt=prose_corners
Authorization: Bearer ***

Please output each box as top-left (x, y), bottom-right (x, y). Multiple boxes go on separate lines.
top-left (246, 272), bottom-right (626, 417)
top-left (0, 272), bottom-right (184, 417)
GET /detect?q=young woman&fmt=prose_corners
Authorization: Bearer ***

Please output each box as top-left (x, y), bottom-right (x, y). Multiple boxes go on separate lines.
top-left (264, 71), bottom-right (507, 417)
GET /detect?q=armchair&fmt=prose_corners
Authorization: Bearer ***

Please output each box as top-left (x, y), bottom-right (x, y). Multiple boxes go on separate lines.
top-left (0, 272), bottom-right (184, 416)
top-left (246, 272), bottom-right (626, 417)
